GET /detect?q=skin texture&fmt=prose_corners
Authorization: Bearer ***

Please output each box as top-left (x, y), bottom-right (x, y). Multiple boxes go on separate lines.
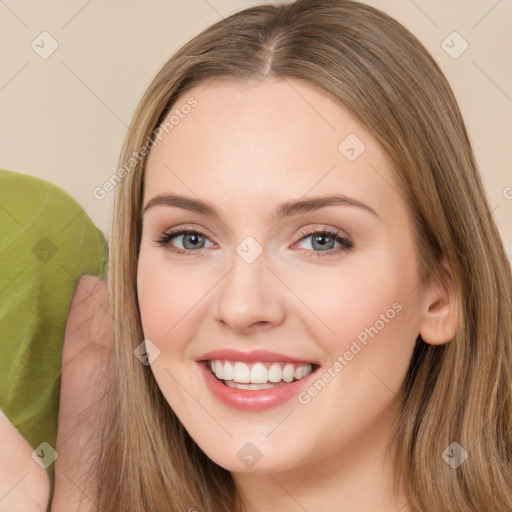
top-left (138, 78), bottom-right (458, 511)
top-left (0, 410), bottom-right (49, 512)
top-left (52, 276), bottom-right (115, 512)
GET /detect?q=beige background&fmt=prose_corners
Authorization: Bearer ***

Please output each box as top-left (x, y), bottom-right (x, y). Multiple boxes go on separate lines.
top-left (1, 0), bottom-right (511, 259)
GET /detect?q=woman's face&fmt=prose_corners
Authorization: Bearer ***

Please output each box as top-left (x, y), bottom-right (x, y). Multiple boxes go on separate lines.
top-left (138, 78), bottom-right (427, 475)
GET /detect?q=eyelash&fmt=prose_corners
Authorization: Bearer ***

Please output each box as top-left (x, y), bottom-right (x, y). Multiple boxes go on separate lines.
top-left (154, 227), bottom-right (354, 258)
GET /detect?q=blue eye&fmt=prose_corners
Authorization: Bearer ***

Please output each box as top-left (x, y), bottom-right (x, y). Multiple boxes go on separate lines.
top-left (295, 229), bottom-right (353, 256)
top-left (154, 227), bottom-right (353, 257)
top-left (155, 229), bottom-right (214, 255)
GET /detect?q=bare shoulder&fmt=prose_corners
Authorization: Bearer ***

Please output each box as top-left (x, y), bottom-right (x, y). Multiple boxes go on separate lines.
top-left (52, 275), bottom-right (116, 512)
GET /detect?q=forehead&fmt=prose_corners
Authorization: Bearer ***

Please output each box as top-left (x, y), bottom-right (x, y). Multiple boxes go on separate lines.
top-left (143, 78), bottom-right (403, 220)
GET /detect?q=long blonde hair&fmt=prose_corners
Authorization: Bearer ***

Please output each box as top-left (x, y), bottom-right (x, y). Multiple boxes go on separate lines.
top-left (98, 1), bottom-right (512, 510)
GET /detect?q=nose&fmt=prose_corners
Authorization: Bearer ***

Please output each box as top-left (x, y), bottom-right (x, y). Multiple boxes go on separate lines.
top-left (213, 249), bottom-right (286, 334)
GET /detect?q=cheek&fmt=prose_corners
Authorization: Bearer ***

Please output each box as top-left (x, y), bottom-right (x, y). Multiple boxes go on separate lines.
top-left (286, 245), bottom-right (421, 401)
top-left (278, 255), bottom-right (420, 452)
top-left (137, 247), bottom-right (223, 369)
top-left (137, 249), bottom-right (197, 352)
top-left (288, 255), bottom-right (416, 347)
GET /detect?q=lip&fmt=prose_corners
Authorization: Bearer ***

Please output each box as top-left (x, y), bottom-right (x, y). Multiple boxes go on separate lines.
top-left (197, 349), bottom-right (317, 365)
top-left (197, 358), bottom-right (319, 412)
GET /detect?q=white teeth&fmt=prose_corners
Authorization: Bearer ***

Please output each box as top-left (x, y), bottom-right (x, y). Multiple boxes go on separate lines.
top-left (223, 360), bottom-right (234, 380)
top-left (213, 360), bottom-right (224, 380)
top-left (209, 360), bottom-right (314, 385)
top-left (250, 363), bottom-right (268, 384)
top-left (268, 363), bottom-right (282, 383)
top-left (225, 381), bottom-right (275, 390)
top-left (233, 362), bottom-right (250, 383)
top-left (282, 363), bottom-right (295, 383)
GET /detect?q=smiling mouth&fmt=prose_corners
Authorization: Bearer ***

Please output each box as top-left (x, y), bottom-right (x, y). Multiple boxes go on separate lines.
top-left (207, 359), bottom-right (318, 390)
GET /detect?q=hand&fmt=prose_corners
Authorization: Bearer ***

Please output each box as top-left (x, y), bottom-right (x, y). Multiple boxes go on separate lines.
top-left (0, 410), bottom-right (50, 511)
top-left (51, 276), bottom-right (115, 511)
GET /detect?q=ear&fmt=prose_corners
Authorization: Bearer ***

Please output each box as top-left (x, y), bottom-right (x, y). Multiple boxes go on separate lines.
top-left (418, 259), bottom-right (459, 346)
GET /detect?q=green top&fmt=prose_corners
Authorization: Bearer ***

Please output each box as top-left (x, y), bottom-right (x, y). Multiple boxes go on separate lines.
top-left (0, 169), bottom-right (108, 490)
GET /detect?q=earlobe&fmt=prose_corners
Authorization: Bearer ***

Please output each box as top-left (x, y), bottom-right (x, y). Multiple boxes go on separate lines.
top-left (418, 269), bottom-right (459, 346)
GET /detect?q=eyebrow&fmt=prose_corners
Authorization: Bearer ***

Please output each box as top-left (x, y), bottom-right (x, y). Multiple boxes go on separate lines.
top-left (142, 193), bottom-right (379, 219)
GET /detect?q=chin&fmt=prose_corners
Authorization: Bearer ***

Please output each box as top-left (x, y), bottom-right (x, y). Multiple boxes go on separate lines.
top-left (191, 433), bottom-right (308, 475)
